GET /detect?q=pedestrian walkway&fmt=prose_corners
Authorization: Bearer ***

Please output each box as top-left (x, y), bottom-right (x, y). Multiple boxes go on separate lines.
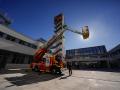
top-left (0, 69), bottom-right (120, 90)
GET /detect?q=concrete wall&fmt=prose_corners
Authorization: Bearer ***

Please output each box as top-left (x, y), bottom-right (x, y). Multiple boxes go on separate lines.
top-left (0, 38), bottom-right (36, 55)
top-left (5, 64), bottom-right (30, 69)
top-left (0, 25), bottom-right (38, 55)
top-left (0, 25), bottom-right (36, 44)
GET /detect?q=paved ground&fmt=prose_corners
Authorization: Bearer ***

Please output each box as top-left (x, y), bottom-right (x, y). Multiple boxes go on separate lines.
top-left (0, 69), bottom-right (120, 90)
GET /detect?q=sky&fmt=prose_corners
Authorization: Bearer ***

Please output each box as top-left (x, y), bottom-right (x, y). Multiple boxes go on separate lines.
top-left (0, 0), bottom-right (120, 51)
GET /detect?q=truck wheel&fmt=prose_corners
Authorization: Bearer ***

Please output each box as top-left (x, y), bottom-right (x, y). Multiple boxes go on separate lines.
top-left (58, 69), bottom-right (62, 75)
top-left (56, 67), bottom-right (62, 75)
top-left (51, 68), bottom-right (56, 74)
top-left (34, 66), bottom-right (39, 72)
top-left (32, 68), bottom-right (34, 71)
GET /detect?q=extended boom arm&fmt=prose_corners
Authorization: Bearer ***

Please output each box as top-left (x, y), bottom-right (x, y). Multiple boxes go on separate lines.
top-left (34, 25), bottom-right (89, 61)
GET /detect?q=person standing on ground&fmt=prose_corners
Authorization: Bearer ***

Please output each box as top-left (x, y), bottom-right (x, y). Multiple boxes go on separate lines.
top-left (67, 62), bottom-right (72, 76)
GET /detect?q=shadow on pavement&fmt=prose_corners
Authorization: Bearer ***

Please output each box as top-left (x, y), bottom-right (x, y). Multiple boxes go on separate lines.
top-left (5, 84), bottom-right (15, 88)
top-left (1, 69), bottom-right (63, 86)
top-left (59, 75), bottom-right (70, 80)
top-left (5, 72), bottom-right (63, 86)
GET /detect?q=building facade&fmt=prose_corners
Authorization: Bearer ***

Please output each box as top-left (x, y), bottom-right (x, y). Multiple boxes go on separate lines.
top-left (109, 44), bottom-right (120, 68)
top-left (0, 12), bottom-right (45, 69)
top-left (66, 45), bottom-right (109, 69)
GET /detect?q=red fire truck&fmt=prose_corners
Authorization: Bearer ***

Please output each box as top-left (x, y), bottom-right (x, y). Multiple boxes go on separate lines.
top-left (30, 14), bottom-right (89, 75)
top-left (30, 25), bottom-right (89, 74)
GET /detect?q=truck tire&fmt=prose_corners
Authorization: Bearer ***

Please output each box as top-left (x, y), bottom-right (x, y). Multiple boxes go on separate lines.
top-left (56, 67), bottom-right (62, 75)
top-left (34, 66), bottom-right (39, 72)
top-left (58, 69), bottom-right (62, 75)
top-left (51, 68), bottom-right (56, 74)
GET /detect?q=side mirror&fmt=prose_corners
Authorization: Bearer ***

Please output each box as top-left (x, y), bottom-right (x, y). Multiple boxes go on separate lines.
top-left (82, 26), bottom-right (89, 39)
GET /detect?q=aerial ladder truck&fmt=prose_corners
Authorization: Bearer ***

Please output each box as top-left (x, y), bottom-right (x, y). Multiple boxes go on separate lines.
top-left (30, 13), bottom-right (89, 74)
top-left (30, 24), bottom-right (89, 74)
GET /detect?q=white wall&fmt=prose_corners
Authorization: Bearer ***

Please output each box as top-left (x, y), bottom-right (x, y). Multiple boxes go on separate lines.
top-left (0, 38), bottom-right (36, 55)
top-left (0, 25), bottom-right (36, 44)
top-left (0, 25), bottom-right (38, 55)
top-left (6, 64), bottom-right (29, 69)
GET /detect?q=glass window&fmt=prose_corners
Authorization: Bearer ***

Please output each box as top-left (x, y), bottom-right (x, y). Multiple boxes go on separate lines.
top-left (100, 46), bottom-right (104, 53)
top-left (66, 51), bottom-right (68, 55)
top-left (27, 43), bottom-right (31, 47)
top-left (20, 56), bottom-right (25, 64)
top-left (119, 49), bottom-right (120, 53)
top-left (89, 48), bottom-right (92, 54)
top-left (102, 47), bottom-right (105, 53)
top-left (11, 37), bottom-right (16, 41)
top-left (3, 33), bottom-right (7, 38)
top-left (68, 50), bottom-right (70, 55)
top-left (15, 38), bottom-right (20, 43)
top-left (86, 48), bottom-right (90, 53)
top-left (68, 50), bottom-right (69, 54)
top-left (93, 47), bottom-right (97, 54)
top-left (0, 31), bottom-right (4, 37)
top-left (31, 44), bottom-right (37, 49)
top-left (98, 47), bottom-right (101, 53)
top-left (19, 40), bottom-right (25, 45)
top-left (24, 42), bottom-right (28, 46)
top-left (0, 31), bottom-right (38, 49)
top-left (6, 35), bottom-right (12, 40)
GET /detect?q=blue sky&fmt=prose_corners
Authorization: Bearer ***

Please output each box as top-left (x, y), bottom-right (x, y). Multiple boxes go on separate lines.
top-left (0, 0), bottom-right (120, 51)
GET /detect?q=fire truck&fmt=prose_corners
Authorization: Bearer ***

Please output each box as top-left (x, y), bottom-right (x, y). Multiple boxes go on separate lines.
top-left (30, 24), bottom-right (89, 74)
top-left (30, 14), bottom-right (89, 74)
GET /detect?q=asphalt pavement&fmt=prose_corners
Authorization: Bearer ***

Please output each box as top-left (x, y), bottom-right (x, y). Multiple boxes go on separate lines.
top-left (0, 69), bottom-right (120, 90)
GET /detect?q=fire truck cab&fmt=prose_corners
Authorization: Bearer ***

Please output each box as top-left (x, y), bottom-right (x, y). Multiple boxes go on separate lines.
top-left (31, 53), bottom-right (63, 74)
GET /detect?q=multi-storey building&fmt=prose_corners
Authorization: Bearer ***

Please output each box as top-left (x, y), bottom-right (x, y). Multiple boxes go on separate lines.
top-left (109, 44), bottom-right (120, 68)
top-left (66, 45), bottom-right (109, 68)
top-left (0, 12), bottom-right (45, 69)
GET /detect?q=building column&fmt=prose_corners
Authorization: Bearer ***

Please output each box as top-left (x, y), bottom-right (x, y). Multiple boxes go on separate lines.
top-left (107, 54), bottom-right (111, 68)
top-left (24, 56), bottom-right (29, 64)
top-left (7, 53), bottom-right (14, 64)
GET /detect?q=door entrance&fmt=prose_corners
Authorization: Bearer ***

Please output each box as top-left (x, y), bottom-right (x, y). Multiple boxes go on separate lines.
top-left (0, 55), bottom-right (5, 69)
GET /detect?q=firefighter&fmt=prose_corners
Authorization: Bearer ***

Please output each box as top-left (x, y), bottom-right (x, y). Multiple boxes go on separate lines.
top-left (67, 62), bottom-right (72, 76)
